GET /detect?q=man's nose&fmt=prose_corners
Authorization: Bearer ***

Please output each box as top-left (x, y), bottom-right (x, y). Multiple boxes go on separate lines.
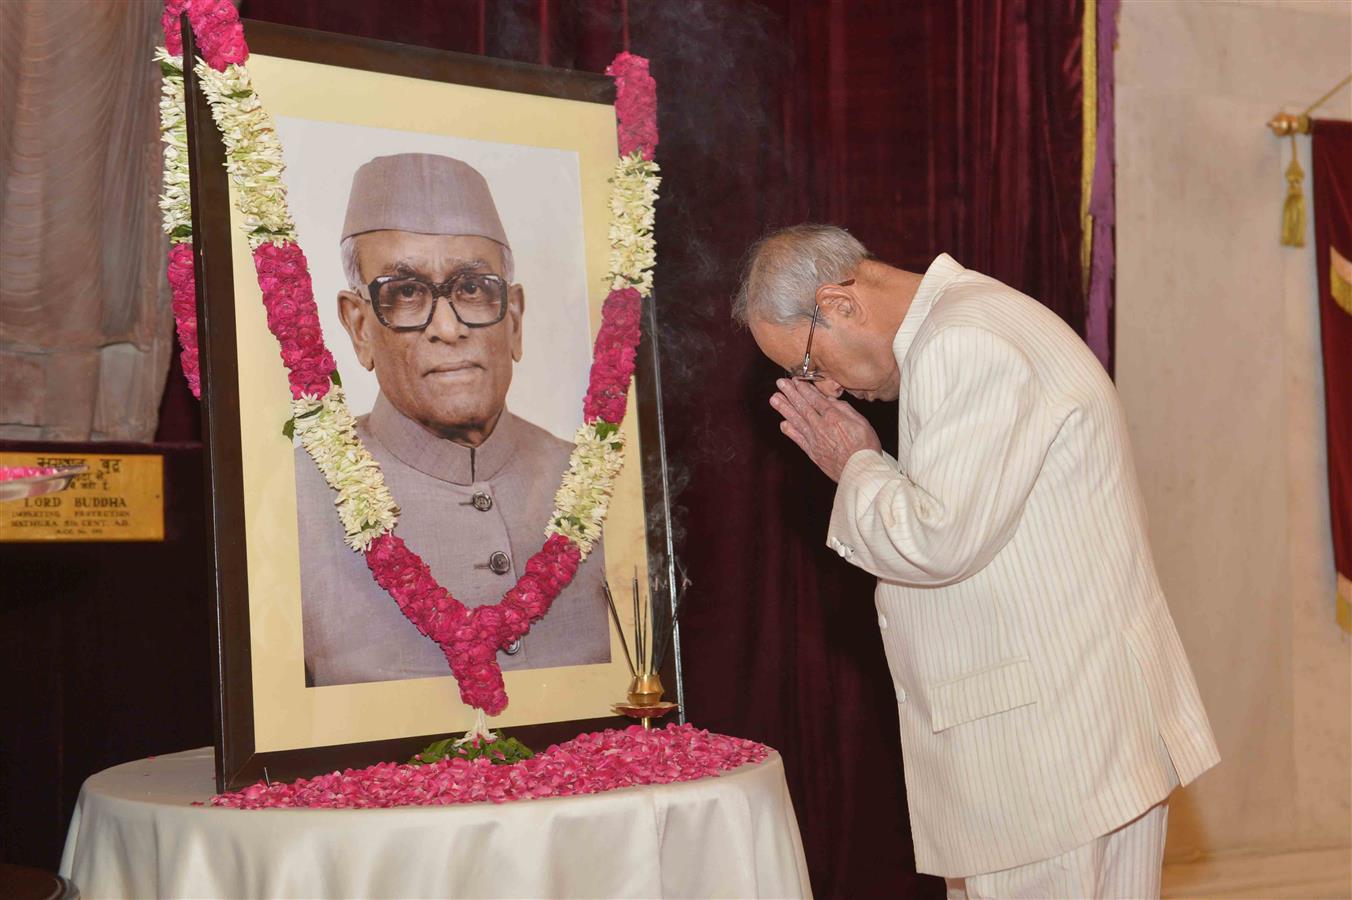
top-left (424, 297), bottom-right (469, 342)
top-left (814, 378), bottom-right (844, 399)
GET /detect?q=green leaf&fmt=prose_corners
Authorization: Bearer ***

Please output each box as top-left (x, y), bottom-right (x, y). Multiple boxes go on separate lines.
top-left (330, 370), bottom-right (342, 387)
top-left (282, 417), bottom-right (295, 440)
top-left (496, 737), bottom-right (534, 762)
top-left (228, 89), bottom-right (253, 99)
top-left (405, 731), bottom-right (534, 766)
top-left (170, 225), bottom-right (194, 239)
top-left (158, 60), bottom-right (183, 77)
top-left (406, 737), bottom-right (456, 766)
top-left (594, 422), bottom-right (619, 440)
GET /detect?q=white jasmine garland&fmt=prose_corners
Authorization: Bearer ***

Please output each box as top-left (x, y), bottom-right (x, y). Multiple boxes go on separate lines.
top-left (547, 422), bottom-right (627, 556)
top-left (291, 388), bottom-right (399, 552)
top-left (607, 153), bottom-right (660, 296)
top-left (156, 49), bottom-right (192, 242)
top-left (194, 60), bottom-right (297, 249)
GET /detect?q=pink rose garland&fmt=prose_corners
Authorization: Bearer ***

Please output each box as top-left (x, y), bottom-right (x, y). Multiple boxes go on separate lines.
top-left (605, 52), bottom-right (659, 160)
top-left (584, 288), bottom-right (643, 423)
top-left (365, 533), bottom-right (581, 714)
top-left (212, 724), bottom-right (771, 809)
top-left (160, 0), bottom-right (251, 399)
top-left (161, 0), bottom-right (247, 70)
top-left (168, 240), bottom-right (339, 402)
top-left (167, 242), bottom-right (201, 398)
top-left (254, 242), bottom-right (338, 399)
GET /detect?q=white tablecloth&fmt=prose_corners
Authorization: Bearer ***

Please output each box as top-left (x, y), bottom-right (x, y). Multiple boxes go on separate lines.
top-left (59, 747), bottom-right (812, 899)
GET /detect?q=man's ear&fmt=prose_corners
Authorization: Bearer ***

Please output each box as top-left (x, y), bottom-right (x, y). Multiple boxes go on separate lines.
top-left (508, 283), bottom-right (525, 363)
top-left (338, 290), bottom-right (377, 370)
top-left (816, 281), bottom-right (861, 324)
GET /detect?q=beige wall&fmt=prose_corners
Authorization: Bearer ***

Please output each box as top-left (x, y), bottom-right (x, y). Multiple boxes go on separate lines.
top-left (1116, 0), bottom-right (1351, 861)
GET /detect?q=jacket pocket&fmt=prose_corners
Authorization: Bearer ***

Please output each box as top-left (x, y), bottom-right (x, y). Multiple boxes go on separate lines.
top-left (928, 657), bottom-right (1040, 733)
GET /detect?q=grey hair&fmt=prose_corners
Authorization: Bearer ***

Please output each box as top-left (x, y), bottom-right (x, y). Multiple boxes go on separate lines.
top-left (731, 224), bottom-right (868, 327)
top-left (340, 236), bottom-right (365, 290)
top-left (339, 235), bottom-right (515, 290)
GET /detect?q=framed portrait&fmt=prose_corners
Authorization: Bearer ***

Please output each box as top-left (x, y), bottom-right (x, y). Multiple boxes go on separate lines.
top-left (183, 21), bottom-right (681, 791)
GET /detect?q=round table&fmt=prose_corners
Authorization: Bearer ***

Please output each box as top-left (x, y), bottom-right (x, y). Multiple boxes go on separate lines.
top-left (59, 747), bottom-right (812, 899)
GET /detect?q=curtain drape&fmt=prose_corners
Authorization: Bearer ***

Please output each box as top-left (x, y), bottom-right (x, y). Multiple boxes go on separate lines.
top-left (0, 0), bottom-right (170, 442)
top-left (1311, 119), bottom-right (1352, 632)
top-left (214, 2), bottom-right (1088, 894)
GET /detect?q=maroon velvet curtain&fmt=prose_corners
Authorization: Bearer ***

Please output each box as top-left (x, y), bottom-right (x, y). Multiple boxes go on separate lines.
top-left (1311, 119), bottom-right (1352, 621)
top-left (177, 3), bottom-right (1088, 895)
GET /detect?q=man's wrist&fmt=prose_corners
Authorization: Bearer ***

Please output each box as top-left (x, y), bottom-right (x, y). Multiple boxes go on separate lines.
top-left (839, 447), bottom-right (884, 485)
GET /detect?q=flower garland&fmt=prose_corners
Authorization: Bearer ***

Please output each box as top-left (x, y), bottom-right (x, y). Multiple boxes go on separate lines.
top-left (211, 724), bottom-right (769, 809)
top-left (155, 51), bottom-right (201, 398)
top-left (156, 1), bottom-right (659, 716)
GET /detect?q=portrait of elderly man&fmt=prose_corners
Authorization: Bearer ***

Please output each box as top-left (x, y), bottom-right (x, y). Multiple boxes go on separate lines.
top-left (740, 225), bottom-right (1220, 899)
top-left (296, 152), bottom-right (610, 688)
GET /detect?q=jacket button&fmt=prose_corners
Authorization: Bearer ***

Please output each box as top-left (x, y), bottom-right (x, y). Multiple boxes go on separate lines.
top-left (488, 551), bottom-right (511, 575)
top-left (472, 491), bottom-right (493, 512)
top-left (504, 638), bottom-right (522, 655)
top-left (878, 613), bottom-right (888, 629)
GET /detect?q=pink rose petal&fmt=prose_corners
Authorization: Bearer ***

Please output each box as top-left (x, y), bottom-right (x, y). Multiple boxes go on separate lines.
top-left (211, 724), bottom-right (770, 810)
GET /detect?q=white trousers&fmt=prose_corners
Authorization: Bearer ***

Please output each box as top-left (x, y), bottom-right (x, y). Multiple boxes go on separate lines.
top-left (945, 802), bottom-right (1169, 900)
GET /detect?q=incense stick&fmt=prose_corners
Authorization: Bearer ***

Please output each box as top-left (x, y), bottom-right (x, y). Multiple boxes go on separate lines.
top-left (602, 581), bottom-right (637, 676)
top-left (649, 564), bottom-right (686, 674)
top-left (631, 571), bottom-right (642, 674)
top-left (633, 569), bottom-right (646, 675)
top-left (652, 591), bottom-right (678, 674)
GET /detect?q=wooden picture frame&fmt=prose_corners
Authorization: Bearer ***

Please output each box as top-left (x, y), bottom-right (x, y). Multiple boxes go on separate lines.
top-left (182, 19), bottom-right (681, 792)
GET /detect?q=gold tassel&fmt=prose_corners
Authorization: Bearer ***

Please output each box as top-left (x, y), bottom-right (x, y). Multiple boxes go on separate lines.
top-left (1281, 135), bottom-right (1306, 247)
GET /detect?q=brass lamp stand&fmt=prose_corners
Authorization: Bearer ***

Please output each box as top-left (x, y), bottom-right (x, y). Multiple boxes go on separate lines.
top-left (605, 574), bottom-right (680, 730)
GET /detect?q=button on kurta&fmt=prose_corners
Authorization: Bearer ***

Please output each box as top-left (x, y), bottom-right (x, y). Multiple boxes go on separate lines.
top-left (472, 491), bottom-right (493, 511)
top-left (488, 551), bottom-right (511, 575)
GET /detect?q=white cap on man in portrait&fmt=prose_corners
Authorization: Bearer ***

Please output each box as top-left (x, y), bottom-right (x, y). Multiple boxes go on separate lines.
top-left (296, 152), bottom-right (610, 687)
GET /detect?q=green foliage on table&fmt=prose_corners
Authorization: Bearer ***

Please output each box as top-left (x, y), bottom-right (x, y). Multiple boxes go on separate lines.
top-left (408, 732), bottom-right (534, 767)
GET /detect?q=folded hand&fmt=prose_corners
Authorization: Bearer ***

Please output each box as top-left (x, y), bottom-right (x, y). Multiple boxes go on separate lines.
top-left (771, 379), bottom-right (882, 482)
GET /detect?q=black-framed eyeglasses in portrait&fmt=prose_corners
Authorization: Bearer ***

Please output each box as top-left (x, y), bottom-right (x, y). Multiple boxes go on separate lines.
top-left (361, 271), bottom-right (510, 332)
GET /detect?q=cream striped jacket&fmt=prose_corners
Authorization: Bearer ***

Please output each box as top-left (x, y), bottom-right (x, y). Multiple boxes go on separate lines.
top-left (827, 254), bottom-right (1219, 877)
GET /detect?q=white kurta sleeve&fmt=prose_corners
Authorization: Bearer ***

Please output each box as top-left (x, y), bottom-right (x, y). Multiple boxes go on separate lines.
top-left (826, 326), bottom-right (1060, 586)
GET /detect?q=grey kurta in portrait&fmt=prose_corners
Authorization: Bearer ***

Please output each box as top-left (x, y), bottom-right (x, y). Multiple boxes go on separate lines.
top-left (296, 394), bottom-right (610, 687)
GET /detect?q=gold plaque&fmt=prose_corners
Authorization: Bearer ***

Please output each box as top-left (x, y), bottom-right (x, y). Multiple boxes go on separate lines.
top-left (0, 452), bottom-right (165, 542)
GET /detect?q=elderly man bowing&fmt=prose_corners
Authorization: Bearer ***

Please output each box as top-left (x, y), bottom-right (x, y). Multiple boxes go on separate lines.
top-left (736, 225), bottom-right (1218, 899)
top-left (297, 153), bottom-right (609, 688)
